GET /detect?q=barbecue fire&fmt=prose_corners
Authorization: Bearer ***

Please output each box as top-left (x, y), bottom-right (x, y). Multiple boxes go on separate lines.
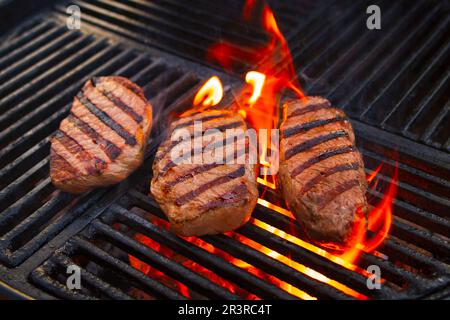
top-left (129, 0), bottom-right (399, 299)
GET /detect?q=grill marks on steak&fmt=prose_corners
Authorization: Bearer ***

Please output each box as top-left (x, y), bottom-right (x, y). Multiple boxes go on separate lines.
top-left (50, 76), bottom-right (153, 194)
top-left (175, 166), bottom-right (246, 206)
top-left (76, 83), bottom-right (137, 146)
top-left (154, 113), bottom-right (243, 164)
top-left (151, 110), bottom-right (258, 236)
top-left (279, 96), bottom-right (367, 243)
top-left (67, 114), bottom-right (121, 160)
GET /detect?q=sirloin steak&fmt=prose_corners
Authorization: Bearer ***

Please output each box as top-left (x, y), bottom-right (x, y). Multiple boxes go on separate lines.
top-left (50, 76), bottom-right (153, 194)
top-left (279, 96), bottom-right (367, 243)
top-left (151, 109), bottom-right (258, 236)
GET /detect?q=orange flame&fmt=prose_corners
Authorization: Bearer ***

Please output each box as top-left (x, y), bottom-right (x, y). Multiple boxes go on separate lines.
top-left (245, 71), bottom-right (266, 107)
top-left (181, 76), bottom-right (223, 117)
top-left (207, 1), bottom-right (305, 187)
top-left (308, 163), bottom-right (398, 264)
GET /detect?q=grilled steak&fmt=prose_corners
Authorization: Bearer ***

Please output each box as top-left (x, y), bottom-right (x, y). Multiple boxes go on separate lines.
top-left (151, 109), bottom-right (258, 236)
top-left (50, 76), bottom-right (153, 194)
top-left (279, 96), bottom-right (367, 243)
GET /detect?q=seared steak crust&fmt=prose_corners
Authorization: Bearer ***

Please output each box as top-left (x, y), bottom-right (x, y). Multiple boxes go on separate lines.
top-left (279, 96), bottom-right (367, 243)
top-left (151, 110), bottom-right (258, 236)
top-left (50, 76), bottom-right (153, 194)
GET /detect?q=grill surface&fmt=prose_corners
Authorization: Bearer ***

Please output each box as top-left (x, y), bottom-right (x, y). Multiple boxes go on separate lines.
top-left (0, 0), bottom-right (449, 300)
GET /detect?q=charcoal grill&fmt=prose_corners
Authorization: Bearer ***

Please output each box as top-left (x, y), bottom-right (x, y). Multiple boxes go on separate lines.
top-left (0, 0), bottom-right (449, 300)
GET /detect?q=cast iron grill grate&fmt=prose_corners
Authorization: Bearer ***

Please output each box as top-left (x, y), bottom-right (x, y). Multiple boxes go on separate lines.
top-left (51, 0), bottom-right (324, 73)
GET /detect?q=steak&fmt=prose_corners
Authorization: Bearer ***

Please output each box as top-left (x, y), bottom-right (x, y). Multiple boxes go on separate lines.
top-left (50, 76), bottom-right (153, 193)
top-left (151, 109), bottom-right (258, 236)
top-left (279, 96), bottom-right (367, 243)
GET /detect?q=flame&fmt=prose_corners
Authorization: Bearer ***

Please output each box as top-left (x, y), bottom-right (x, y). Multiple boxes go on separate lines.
top-left (128, 0), bottom-right (399, 300)
top-left (181, 76), bottom-right (224, 117)
top-left (367, 163), bottom-right (383, 184)
top-left (207, 1), bottom-right (305, 188)
top-left (128, 163), bottom-right (395, 299)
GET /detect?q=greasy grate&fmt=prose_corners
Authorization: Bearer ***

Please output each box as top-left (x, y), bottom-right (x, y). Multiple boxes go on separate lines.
top-left (0, 19), bottom-right (201, 267)
top-left (52, 0), bottom-right (323, 72)
top-left (286, 0), bottom-right (450, 151)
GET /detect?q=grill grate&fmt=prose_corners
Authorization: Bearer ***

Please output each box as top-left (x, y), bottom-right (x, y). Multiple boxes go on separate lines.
top-left (51, 0), bottom-right (323, 73)
top-left (0, 0), bottom-right (449, 300)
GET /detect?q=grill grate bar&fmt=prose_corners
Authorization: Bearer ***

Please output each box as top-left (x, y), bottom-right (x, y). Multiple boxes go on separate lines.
top-left (0, 177), bottom-right (55, 234)
top-left (285, 1), bottom-right (363, 75)
top-left (421, 101), bottom-right (450, 144)
top-left (72, 236), bottom-right (186, 299)
top-left (367, 171), bottom-right (450, 221)
top-left (0, 24), bottom-right (63, 71)
top-left (0, 183), bottom-right (70, 238)
top-left (124, 59), bottom-right (166, 87)
top-left (0, 21), bottom-right (53, 57)
top-left (374, 235), bottom-right (449, 276)
top-left (0, 159), bottom-right (49, 213)
top-left (0, 37), bottom-right (109, 129)
top-left (112, 204), bottom-right (300, 300)
top-left (30, 262), bottom-right (94, 300)
top-left (402, 61), bottom-right (450, 136)
top-left (55, 1), bottom-right (249, 69)
top-left (357, 252), bottom-right (425, 293)
top-left (0, 137), bottom-right (50, 189)
top-left (0, 44), bottom-right (127, 151)
top-left (91, 0), bottom-right (266, 48)
top-left (368, 15), bottom-right (448, 127)
top-left (238, 220), bottom-right (398, 299)
top-left (0, 31), bottom-right (82, 95)
top-left (306, 0), bottom-right (423, 92)
top-left (0, 190), bottom-right (106, 267)
top-left (202, 233), bottom-right (351, 300)
top-left (303, 1), bottom-right (403, 82)
top-left (3, 187), bottom-right (71, 250)
top-left (390, 219), bottom-right (450, 260)
top-left (114, 0), bottom-right (267, 43)
top-left (91, 219), bottom-right (239, 300)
